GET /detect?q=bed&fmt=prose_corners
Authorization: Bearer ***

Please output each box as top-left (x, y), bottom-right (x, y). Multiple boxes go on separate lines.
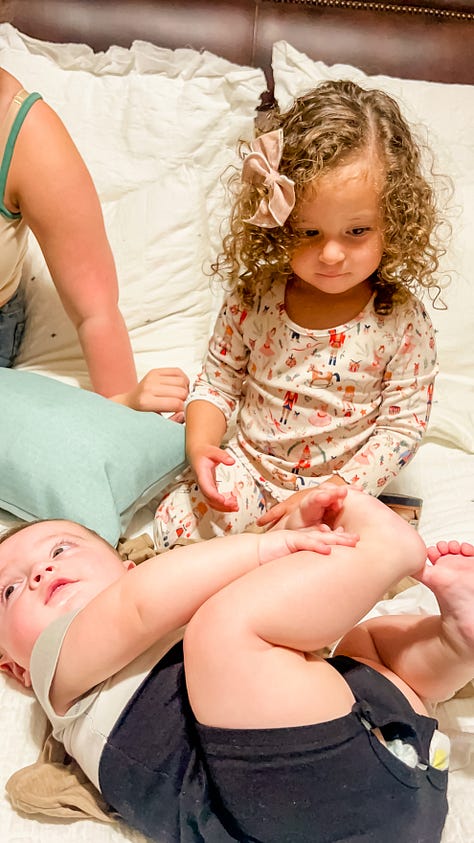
top-left (0, 1), bottom-right (473, 841)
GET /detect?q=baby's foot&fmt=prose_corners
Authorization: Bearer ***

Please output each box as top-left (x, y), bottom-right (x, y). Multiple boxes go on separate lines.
top-left (420, 541), bottom-right (474, 652)
top-left (427, 540), bottom-right (474, 565)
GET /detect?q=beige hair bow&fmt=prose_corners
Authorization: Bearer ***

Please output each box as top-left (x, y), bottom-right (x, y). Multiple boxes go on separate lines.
top-left (242, 128), bottom-right (296, 228)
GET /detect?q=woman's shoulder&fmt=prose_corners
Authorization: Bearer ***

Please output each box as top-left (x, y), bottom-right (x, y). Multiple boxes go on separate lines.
top-left (0, 67), bottom-right (22, 91)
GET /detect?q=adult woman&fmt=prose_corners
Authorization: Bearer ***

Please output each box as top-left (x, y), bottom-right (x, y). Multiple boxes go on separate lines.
top-left (0, 61), bottom-right (189, 417)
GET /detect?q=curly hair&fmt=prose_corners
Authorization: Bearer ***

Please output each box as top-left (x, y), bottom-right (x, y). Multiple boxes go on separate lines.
top-left (213, 80), bottom-right (448, 314)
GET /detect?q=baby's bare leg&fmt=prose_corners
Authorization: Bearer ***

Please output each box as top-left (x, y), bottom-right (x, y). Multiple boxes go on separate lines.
top-left (270, 486), bottom-right (425, 570)
top-left (184, 490), bottom-right (426, 729)
top-left (340, 542), bottom-right (474, 703)
top-left (316, 487), bottom-right (427, 572)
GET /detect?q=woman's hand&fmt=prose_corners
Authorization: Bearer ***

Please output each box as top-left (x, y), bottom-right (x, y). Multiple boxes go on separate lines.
top-left (111, 368), bottom-right (189, 420)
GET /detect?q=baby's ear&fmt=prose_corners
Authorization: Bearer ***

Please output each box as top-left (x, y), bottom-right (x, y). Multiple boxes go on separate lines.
top-left (0, 655), bottom-right (31, 687)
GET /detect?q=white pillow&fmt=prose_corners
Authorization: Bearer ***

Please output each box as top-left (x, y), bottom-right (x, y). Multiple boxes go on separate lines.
top-left (272, 41), bottom-right (474, 453)
top-left (17, 165), bottom-right (213, 381)
top-left (0, 24), bottom-right (266, 384)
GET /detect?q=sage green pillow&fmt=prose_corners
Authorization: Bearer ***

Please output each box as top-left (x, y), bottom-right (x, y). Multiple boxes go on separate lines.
top-left (0, 369), bottom-right (186, 544)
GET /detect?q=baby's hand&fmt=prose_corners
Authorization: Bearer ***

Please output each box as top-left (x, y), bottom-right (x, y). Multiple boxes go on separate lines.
top-left (191, 446), bottom-right (238, 512)
top-left (258, 525), bottom-right (359, 566)
top-left (258, 484), bottom-right (348, 532)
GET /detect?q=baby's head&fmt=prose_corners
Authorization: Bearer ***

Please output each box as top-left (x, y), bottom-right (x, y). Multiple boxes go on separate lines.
top-left (217, 79), bottom-right (445, 313)
top-left (0, 520), bottom-right (133, 687)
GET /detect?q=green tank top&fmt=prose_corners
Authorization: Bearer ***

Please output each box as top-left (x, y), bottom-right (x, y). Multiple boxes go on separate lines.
top-left (0, 89), bottom-right (43, 218)
top-left (0, 89), bottom-right (42, 303)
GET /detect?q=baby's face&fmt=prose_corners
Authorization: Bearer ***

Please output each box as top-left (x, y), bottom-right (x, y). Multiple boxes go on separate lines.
top-left (0, 521), bottom-right (130, 674)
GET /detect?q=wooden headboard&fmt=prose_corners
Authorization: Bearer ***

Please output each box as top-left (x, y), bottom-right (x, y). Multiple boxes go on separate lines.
top-left (7, 0), bottom-right (474, 104)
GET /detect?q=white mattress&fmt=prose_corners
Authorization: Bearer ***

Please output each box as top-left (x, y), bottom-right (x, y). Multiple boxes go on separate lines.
top-left (1, 441), bottom-right (473, 842)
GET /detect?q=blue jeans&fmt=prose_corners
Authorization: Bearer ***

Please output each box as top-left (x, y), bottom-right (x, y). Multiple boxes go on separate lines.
top-left (0, 286), bottom-right (26, 367)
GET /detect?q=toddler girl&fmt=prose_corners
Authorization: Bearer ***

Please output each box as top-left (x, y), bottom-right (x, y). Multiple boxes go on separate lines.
top-left (154, 79), bottom-right (445, 548)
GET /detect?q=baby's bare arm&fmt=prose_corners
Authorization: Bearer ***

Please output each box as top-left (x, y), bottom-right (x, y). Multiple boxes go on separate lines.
top-left (51, 526), bottom-right (352, 714)
top-left (51, 533), bottom-right (263, 714)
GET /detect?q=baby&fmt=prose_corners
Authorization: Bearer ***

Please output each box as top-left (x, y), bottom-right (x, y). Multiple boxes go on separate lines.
top-left (0, 486), bottom-right (473, 842)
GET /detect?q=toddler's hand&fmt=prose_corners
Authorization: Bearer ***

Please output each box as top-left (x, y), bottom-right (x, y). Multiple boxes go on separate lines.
top-left (191, 446), bottom-right (238, 512)
top-left (258, 525), bottom-right (359, 566)
top-left (258, 484), bottom-right (348, 531)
